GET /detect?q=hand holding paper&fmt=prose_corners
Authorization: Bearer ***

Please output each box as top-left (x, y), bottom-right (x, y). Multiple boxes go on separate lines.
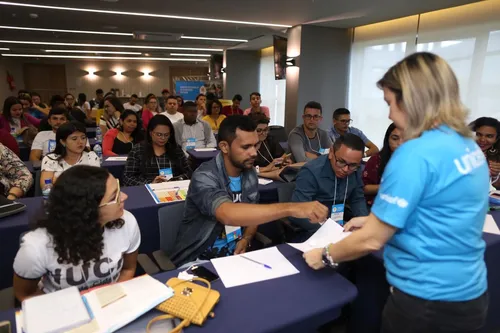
top-left (289, 201), bottom-right (329, 224)
top-left (288, 218), bottom-right (351, 253)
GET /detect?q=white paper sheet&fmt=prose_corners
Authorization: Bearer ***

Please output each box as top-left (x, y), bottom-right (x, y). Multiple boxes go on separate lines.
top-left (211, 247), bottom-right (299, 288)
top-left (194, 148), bottom-right (217, 152)
top-left (105, 156), bottom-right (128, 161)
top-left (258, 178), bottom-right (273, 185)
top-left (288, 218), bottom-right (351, 252)
top-left (483, 214), bottom-right (500, 235)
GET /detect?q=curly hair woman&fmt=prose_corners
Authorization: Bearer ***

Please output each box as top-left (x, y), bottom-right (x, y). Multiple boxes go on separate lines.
top-left (13, 165), bottom-right (140, 301)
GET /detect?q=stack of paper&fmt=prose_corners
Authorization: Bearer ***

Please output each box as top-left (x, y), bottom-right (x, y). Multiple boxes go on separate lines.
top-left (194, 148), bottom-right (217, 152)
top-left (105, 156), bottom-right (128, 162)
top-left (483, 215), bottom-right (500, 235)
top-left (211, 247), bottom-right (299, 288)
top-left (288, 218), bottom-right (351, 252)
top-left (146, 180), bottom-right (190, 204)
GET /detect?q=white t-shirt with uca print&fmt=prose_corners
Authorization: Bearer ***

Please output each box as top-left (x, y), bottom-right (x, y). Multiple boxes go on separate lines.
top-left (13, 210), bottom-right (141, 293)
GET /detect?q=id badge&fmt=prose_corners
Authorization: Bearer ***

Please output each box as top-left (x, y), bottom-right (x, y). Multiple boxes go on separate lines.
top-left (159, 168), bottom-right (173, 181)
top-left (319, 148), bottom-right (330, 155)
top-left (225, 226), bottom-right (242, 243)
top-left (186, 138), bottom-right (196, 150)
top-left (331, 204), bottom-right (345, 226)
top-left (48, 139), bottom-right (56, 153)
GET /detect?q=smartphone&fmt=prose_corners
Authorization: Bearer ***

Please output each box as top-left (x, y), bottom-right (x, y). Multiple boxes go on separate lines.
top-left (191, 266), bottom-right (219, 282)
top-left (0, 321), bottom-right (11, 333)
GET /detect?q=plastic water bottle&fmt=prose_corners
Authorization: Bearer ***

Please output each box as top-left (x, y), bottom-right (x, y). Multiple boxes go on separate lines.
top-left (42, 179), bottom-right (52, 206)
top-left (93, 143), bottom-right (103, 164)
top-left (95, 126), bottom-right (103, 143)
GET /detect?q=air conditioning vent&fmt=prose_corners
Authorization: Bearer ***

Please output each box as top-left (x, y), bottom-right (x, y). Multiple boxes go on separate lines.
top-left (133, 32), bottom-right (183, 42)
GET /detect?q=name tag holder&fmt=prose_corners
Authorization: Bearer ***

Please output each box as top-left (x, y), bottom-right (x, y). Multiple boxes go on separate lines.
top-left (48, 139), bottom-right (57, 153)
top-left (186, 138), bottom-right (196, 150)
top-left (331, 176), bottom-right (349, 226)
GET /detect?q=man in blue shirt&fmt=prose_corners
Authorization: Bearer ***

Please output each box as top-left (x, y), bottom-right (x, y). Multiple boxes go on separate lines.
top-left (290, 133), bottom-right (368, 235)
top-left (329, 108), bottom-right (379, 157)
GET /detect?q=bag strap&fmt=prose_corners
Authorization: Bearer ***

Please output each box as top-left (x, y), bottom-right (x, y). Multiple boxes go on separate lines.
top-left (146, 278), bottom-right (213, 333)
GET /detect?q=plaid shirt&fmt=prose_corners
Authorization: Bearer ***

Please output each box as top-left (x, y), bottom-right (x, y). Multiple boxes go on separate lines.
top-left (123, 142), bottom-right (192, 186)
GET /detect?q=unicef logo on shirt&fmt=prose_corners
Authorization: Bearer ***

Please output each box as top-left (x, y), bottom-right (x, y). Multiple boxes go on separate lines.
top-left (332, 207), bottom-right (337, 212)
top-left (397, 198), bottom-right (408, 208)
top-left (379, 193), bottom-right (409, 209)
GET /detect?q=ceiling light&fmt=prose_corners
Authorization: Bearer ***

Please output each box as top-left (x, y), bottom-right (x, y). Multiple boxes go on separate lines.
top-left (1, 54), bottom-right (208, 61)
top-left (0, 1), bottom-right (291, 28)
top-left (170, 53), bottom-right (210, 57)
top-left (45, 49), bottom-right (141, 55)
top-left (180, 36), bottom-right (248, 42)
top-left (0, 47), bottom-right (9, 50)
top-left (0, 25), bottom-right (132, 36)
top-left (0, 40), bottom-right (223, 51)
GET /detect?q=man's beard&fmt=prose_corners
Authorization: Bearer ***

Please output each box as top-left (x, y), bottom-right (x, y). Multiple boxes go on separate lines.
top-left (229, 153), bottom-right (254, 170)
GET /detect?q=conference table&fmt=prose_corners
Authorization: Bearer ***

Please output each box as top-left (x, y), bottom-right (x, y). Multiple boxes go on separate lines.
top-left (0, 181), bottom-right (281, 290)
top-left (0, 244), bottom-right (358, 333)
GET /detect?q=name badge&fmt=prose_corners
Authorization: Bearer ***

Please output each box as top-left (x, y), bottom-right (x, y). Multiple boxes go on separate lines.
top-left (331, 204), bottom-right (345, 226)
top-left (319, 148), bottom-right (330, 155)
top-left (159, 168), bottom-right (173, 181)
top-left (225, 226), bottom-right (242, 243)
top-left (186, 138), bottom-right (196, 150)
top-left (48, 139), bottom-right (56, 153)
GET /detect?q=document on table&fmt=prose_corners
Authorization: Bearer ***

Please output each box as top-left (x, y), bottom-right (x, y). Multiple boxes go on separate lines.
top-left (258, 178), bottom-right (273, 185)
top-left (211, 247), bottom-right (299, 288)
top-left (145, 180), bottom-right (190, 204)
top-left (194, 148), bottom-right (217, 152)
top-left (105, 156), bottom-right (128, 161)
top-left (483, 214), bottom-right (500, 235)
top-left (288, 218), bottom-right (351, 252)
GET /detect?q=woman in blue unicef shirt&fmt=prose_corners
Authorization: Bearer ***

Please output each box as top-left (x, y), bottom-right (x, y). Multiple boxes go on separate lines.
top-left (303, 52), bottom-right (489, 333)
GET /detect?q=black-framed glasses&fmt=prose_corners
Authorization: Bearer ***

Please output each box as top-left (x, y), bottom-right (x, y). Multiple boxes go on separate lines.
top-left (256, 127), bottom-right (269, 134)
top-left (337, 119), bottom-right (353, 124)
top-left (303, 114), bottom-right (322, 120)
top-left (334, 152), bottom-right (360, 170)
top-left (153, 132), bottom-right (170, 139)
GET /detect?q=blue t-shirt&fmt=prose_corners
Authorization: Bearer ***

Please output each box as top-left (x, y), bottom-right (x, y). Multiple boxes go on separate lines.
top-left (204, 176), bottom-right (242, 258)
top-left (372, 125), bottom-right (489, 302)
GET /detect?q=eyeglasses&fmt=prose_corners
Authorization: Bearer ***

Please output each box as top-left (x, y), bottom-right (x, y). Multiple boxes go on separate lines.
top-left (303, 114), bottom-right (322, 120)
top-left (334, 152), bottom-right (360, 170)
top-left (337, 119), bottom-right (353, 124)
top-left (99, 179), bottom-right (121, 207)
top-left (153, 132), bottom-right (170, 139)
top-left (256, 128), bottom-right (269, 134)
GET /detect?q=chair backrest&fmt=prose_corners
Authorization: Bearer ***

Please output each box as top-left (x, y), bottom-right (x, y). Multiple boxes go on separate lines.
top-left (277, 182), bottom-right (296, 203)
top-left (158, 202), bottom-right (186, 256)
top-left (269, 125), bottom-right (288, 143)
top-left (34, 170), bottom-right (42, 197)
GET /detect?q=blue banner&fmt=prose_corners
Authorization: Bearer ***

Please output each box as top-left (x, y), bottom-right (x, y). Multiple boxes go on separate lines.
top-left (175, 81), bottom-right (205, 101)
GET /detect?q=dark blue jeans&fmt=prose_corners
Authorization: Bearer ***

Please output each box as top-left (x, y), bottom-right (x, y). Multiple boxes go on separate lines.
top-left (381, 287), bottom-right (489, 333)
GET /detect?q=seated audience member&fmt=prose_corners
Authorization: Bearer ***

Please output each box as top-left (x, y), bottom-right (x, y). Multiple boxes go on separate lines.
top-left (123, 94), bottom-right (142, 113)
top-left (0, 96), bottom-right (40, 141)
top-left (202, 100), bottom-right (226, 134)
top-left (64, 93), bottom-right (88, 124)
top-left (101, 95), bottom-right (123, 135)
top-left (31, 92), bottom-right (49, 117)
top-left (41, 122), bottom-right (100, 187)
top-left (30, 108), bottom-right (69, 162)
top-left (249, 113), bottom-right (287, 171)
top-left (363, 123), bottom-right (403, 206)
top-left (160, 95), bottom-right (184, 123)
top-left (0, 129), bottom-right (20, 156)
top-left (141, 94), bottom-right (160, 130)
top-left (103, 110), bottom-right (143, 156)
top-left (329, 108), bottom-right (379, 157)
top-left (221, 94), bottom-right (243, 116)
top-left (77, 93), bottom-right (91, 118)
top-left (0, 143), bottom-right (33, 200)
top-left (243, 92), bottom-right (270, 118)
top-left (473, 117), bottom-right (500, 188)
top-left (290, 134), bottom-right (368, 234)
top-left (176, 95), bottom-right (184, 113)
top-left (13, 165), bottom-right (139, 301)
top-left (169, 115), bottom-right (328, 266)
top-left (288, 101), bottom-right (332, 162)
top-left (123, 115), bottom-right (191, 186)
top-left (89, 88), bottom-right (104, 109)
top-left (195, 93), bottom-right (207, 119)
top-left (159, 88), bottom-right (170, 111)
top-left (19, 93), bottom-right (45, 120)
top-left (173, 101), bottom-right (217, 151)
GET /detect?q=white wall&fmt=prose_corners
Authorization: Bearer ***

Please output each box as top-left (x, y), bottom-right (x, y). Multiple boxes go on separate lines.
top-left (259, 47), bottom-right (286, 126)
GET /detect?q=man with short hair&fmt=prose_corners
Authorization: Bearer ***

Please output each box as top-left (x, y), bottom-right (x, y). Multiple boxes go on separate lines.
top-left (243, 92), bottom-right (270, 118)
top-left (290, 133), bottom-right (368, 234)
top-left (170, 115), bottom-right (329, 266)
top-left (123, 94), bottom-right (142, 112)
top-left (90, 89), bottom-right (104, 109)
top-left (161, 96), bottom-right (183, 123)
top-left (288, 101), bottom-right (332, 162)
top-left (195, 94), bottom-right (207, 119)
top-left (29, 108), bottom-right (69, 161)
top-left (173, 101), bottom-right (216, 152)
top-left (221, 94), bottom-right (243, 116)
top-left (329, 108), bottom-right (379, 157)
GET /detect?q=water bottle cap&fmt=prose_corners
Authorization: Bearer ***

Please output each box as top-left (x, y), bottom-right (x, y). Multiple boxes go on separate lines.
top-left (44, 179), bottom-right (52, 184)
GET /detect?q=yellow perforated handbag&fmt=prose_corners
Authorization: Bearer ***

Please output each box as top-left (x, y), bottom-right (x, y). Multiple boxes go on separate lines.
top-left (146, 277), bottom-right (220, 333)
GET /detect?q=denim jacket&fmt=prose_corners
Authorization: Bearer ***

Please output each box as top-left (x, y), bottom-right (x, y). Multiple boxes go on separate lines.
top-left (170, 152), bottom-right (260, 266)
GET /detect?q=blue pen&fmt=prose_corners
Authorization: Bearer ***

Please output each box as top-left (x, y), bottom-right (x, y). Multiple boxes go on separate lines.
top-left (81, 295), bottom-right (94, 320)
top-left (241, 255), bottom-right (272, 269)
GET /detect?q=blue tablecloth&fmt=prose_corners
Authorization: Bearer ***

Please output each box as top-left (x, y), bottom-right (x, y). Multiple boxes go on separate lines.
top-left (0, 182), bottom-right (281, 290)
top-left (86, 127), bottom-right (96, 138)
top-left (18, 143), bottom-right (29, 161)
top-left (349, 212), bottom-right (500, 333)
top-left (0, 244), bottom-right (358, 333)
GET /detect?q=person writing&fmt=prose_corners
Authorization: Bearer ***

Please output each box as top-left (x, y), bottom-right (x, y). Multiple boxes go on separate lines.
top-left (141, 94), bottom-right (160, 130)
top-left (303, 52), bottom-right (489, 333)
top-left (13, 165), bottom-right (140, 301)
top-left (472, 117), bottom-right (500, 189)
top-left (40, 122), bottom-right (100, 187)
top-left (362, 123), bottom-right (403, 206)
top-left (100, 95), bottom-right (123, 135)
top-left (103, 110), bottom-right (143, 156)
top-left (30, 108), bottom-right (69, 162)
top-left (0, 143), bottom-right (33, 200)
top-left (243, 92), bottom-right (270, 118)
top-left (202, 99), bottom-right (226, 134)
top-left (123, 115), bottom-right (191, 186)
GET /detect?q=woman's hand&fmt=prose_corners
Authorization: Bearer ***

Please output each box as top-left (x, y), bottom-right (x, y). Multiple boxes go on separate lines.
top-left (152, 176), bottom-right (166, 183)
top-left (489, 161), bottom-right (500, 176)
top-left (343, 216), bottom-right (368, 232)
top-left (303, 248), bottom-right (325, 270)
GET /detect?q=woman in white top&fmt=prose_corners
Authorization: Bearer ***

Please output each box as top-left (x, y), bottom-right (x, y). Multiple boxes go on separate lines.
top-left (77, 92), bottom-right (91, 118)
top-left (13, 165), bottom-right (140, 300)
top-left (100, 95), bottom-right (123, 135)
top-left (41, 121), bottom-right (100, 188)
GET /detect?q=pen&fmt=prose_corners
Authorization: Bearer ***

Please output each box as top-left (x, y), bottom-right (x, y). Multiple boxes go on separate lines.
top-left (240, 255), bottom-right (272, 269)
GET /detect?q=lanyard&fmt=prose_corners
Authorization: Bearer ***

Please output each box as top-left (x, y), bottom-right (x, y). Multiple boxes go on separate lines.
top-left (257, 141), bottom-right (274, 165)
top-left (333, 175), bottom-right (349, 208)
top-left (155, 156), bottom-right (172, 171)
top-left (306, 130), bottom-right (322, 154)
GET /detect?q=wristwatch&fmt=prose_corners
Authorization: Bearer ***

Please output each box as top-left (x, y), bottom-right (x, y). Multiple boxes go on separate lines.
top-left (322, 245), bottom-right (339, 269)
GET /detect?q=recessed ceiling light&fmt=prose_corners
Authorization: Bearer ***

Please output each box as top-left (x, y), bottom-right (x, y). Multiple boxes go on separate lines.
top-left (170, 53), bottom-right (210, 57)
top-left (45, 49), bottom-right (141, 55)
top-left (0, 1), bottom-right (291, 28)
top-left (180, 36), bottom-right (248, 42)
top-left (0, 25), bottom-right (132, 36)
top-left (0, 40), bottom-right (223, 51)
top-left (0, 47), bottom-right (9, 50)
top-left (1, 53), bottom-right (208, 61)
